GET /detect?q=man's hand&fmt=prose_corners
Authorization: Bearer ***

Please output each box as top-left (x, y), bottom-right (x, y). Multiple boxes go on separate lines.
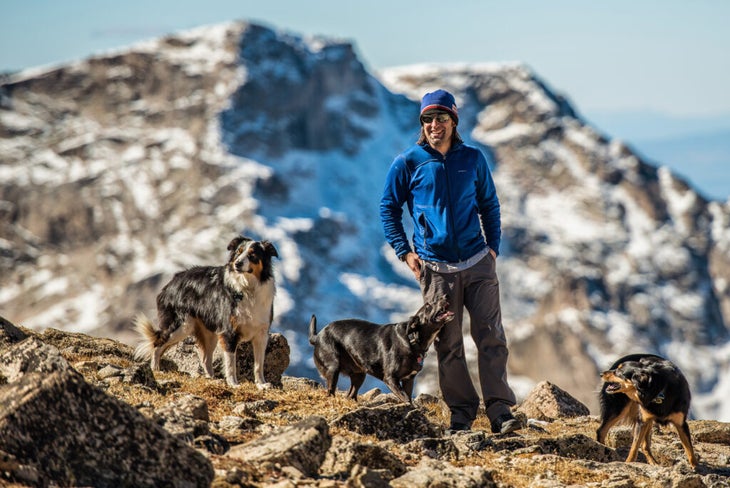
top-left (404, 252), bottom-right (422, 280)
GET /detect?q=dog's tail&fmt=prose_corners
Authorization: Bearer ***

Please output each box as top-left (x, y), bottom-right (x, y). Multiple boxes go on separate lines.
top-left (133, 313), bottom-right (160, 361)
top-left (308, 315), bottom-right (318, 345)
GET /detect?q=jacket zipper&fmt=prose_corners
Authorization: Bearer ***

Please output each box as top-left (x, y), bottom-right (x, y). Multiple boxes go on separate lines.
top-left (441, 150), bottom-right (462, 262)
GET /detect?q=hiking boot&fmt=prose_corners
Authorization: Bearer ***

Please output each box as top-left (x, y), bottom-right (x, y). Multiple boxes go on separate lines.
top-left (490, 413), bottom-right (521, 435)
top-left (445, 422), bottom-right (472, 435)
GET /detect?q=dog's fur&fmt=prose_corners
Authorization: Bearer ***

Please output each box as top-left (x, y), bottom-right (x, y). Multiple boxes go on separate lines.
top-left (134, 236), bottom-right (278, 388)
top-left (308, 296), bottom-right (454, 403)
top-left (596, 353), bottom-right (697, 467)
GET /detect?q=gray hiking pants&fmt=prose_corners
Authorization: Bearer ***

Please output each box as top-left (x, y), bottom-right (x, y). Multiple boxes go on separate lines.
top-left (420, 253), bottom-right (516, 425)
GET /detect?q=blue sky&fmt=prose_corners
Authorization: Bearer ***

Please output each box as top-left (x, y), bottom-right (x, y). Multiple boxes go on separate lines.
top-left (2, 0), bottom-right (729, 117)
top-left (2, 0), bottom-right (729, 199)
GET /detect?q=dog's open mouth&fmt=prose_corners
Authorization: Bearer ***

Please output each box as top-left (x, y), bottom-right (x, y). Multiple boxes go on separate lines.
top-left (604, 382), bottom-right (621, 393)
top-left (436, 310), bottom-right (455, 322)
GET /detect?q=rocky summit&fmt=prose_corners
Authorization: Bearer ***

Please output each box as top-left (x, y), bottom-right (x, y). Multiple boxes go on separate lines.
top-left (1, 19), bottom-right (730, 422)
top-left (1, 317), bottom-right (730, 487)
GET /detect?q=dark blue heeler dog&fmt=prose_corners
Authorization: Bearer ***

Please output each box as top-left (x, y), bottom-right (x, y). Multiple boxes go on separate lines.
top-left (308, 296), bottom-right (453, 403)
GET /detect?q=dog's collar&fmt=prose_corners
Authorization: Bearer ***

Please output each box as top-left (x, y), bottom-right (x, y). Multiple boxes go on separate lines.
top-left (407, 329), bottom-right (420, 346)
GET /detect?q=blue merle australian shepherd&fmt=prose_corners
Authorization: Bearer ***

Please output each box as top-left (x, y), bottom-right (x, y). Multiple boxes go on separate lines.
top-left (134, 236), bottom-right (278, 388)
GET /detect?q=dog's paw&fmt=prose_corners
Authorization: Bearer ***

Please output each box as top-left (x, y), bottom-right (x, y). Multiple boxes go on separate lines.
top-left (225, 377), bottom-right (240, 387)
top-left (256, 382), bottom-right (273, 390)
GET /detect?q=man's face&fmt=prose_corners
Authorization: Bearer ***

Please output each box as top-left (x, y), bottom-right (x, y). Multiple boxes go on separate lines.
top-left (421, 111), bottom-right (455, 150)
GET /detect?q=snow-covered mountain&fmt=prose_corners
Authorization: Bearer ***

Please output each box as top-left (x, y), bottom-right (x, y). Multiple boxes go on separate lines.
top-left (2, 21), bottom-right (729, 420)
top-left (585, 110), bottom-right (730, 202)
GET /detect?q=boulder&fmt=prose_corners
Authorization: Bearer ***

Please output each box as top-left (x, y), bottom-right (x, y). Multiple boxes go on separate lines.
top-left (0, 369), bottom-right (213, 487)
top-left (41, 327), bottom-right (136, 361)
top-left (691, 420), bottom-right (730, 444)
top-left (155, 394), bottom-right (211, 443)
top-left (320, 436), bottom-right (407, 479)
top-left (0, 336), bottom-right (72, 383)
top-left (537, 434), bottom-right (621, 463)
top-left (390, 458), bottom-right (496, 488)
top-left (166, 332), bottom-right (290, 385)
top-left (516, 380), bottom-right (590, 421)
top-left (0, 316), bottom-right (28, 349)
top-left (226, 415), bottom-right (330, 477)
top-left (333, 403), bottom-right (439, 442)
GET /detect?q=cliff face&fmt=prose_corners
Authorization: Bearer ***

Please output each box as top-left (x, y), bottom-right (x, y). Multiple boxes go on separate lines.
top-left (1, 21), bottom-right (729, 420)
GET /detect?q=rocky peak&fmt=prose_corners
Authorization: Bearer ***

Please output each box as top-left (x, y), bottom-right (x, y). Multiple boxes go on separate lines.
top-left (222, 23), bottom-right (378, 156)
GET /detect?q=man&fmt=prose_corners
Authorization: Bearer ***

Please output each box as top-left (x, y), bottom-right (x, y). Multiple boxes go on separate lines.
top-left (380, 89), bottom-right (521, 435)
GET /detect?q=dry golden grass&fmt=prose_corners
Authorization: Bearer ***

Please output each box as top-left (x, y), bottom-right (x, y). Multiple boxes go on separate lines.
top-left (88, 364), bottom-right (616, 486)
top-left (56, 343), bottom-right (720, 488)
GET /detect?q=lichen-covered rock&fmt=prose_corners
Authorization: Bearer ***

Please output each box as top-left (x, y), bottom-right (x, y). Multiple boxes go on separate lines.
top-left (233, 399), bottom-right (279, 416)
top-left (333, 404), bottom-right (439, 442)
top-left (691, 420), bottom-right (730, 444)
top-left (226, 415), bottom-right (330, 477)
top-left (0, 316), bottom-right (28, 349)
top-left (347, 464), bottom-right (392, 488)
top-left (320, 436), bottom-right (407, 478)
top-left (217, 415), bottom-right (263, 432)
top-left (155, 394), bottom-right (211, 443)
top-left (41, 327), bottom-right (136, 361)
top-left (538, 434), bottom-right (621, 463)
top-left (281, 375), bottom-right (322, 391)
top-left (0, 336), bottom-right (71, 383)
top-left (0, 369), bottom-right (214, 487)
top-left (167, 332), bottom-right (290, 385)
top-left (516, 380), bottom-right (590, 421)
top-left (390, 458), bottom-right (496, 488)
top-left (449, 430), bottom-right (491, 458)
top-left (404, 437), bottom-right (460, 461)
top-left (121, 362), bottom-right (158, 388)
top-left (236, 333), bottom-right (290, 385)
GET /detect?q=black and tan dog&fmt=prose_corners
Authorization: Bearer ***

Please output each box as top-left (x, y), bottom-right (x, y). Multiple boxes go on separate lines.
top-left (134, 236), bottom-right (278, 388)
top-left (308, 296), bottom-right (453, 403)
top-left (596, 353), bottom-right (697, 467)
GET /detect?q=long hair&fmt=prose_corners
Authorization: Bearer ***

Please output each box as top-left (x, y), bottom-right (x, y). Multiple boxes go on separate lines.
top-left (417, 125), bottom-right (463, 145)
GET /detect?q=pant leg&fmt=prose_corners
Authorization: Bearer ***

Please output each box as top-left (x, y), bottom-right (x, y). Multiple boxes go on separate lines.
top-left (420, 263), bottom-right (480, 425)
top-left (462, 254), bottom-right (516, 421)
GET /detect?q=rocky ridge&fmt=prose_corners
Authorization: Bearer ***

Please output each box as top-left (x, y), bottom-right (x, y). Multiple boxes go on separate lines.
top-left (2, 317), bottom-right (730, 487)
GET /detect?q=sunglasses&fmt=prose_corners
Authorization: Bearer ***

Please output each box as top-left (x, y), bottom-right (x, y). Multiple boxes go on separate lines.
top-left (420, 112), bottom-right (452, 124)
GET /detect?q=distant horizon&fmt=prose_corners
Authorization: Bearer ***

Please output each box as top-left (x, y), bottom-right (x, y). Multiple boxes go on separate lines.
top-left (2, 2), bottom-right (728, 201)
top-left (2, 1), bottom-right (730, 117)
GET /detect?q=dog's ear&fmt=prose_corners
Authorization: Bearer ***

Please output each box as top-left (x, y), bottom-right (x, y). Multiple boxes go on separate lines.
top-left (405, 316), bottom-right (420, 345)
top-left (227, 235), bottom-right (251, 251)
top-left (262, 241), bottom-right (279, 258)
top-left (632, 372), bottom-right (651, 390)
top-left (407, 315), bottom-right (420, 332)
top-left (613, 364), bottom-right (626, 379)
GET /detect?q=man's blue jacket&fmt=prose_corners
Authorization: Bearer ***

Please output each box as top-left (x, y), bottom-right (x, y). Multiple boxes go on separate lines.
top-left (380, 141), bottom-right (501, 263)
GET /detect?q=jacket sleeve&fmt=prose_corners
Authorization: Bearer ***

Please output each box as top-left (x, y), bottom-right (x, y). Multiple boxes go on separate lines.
top-left (475, 147), bottom-right (502, 255)
top-left (380, 155), bottom-right (412, 258)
